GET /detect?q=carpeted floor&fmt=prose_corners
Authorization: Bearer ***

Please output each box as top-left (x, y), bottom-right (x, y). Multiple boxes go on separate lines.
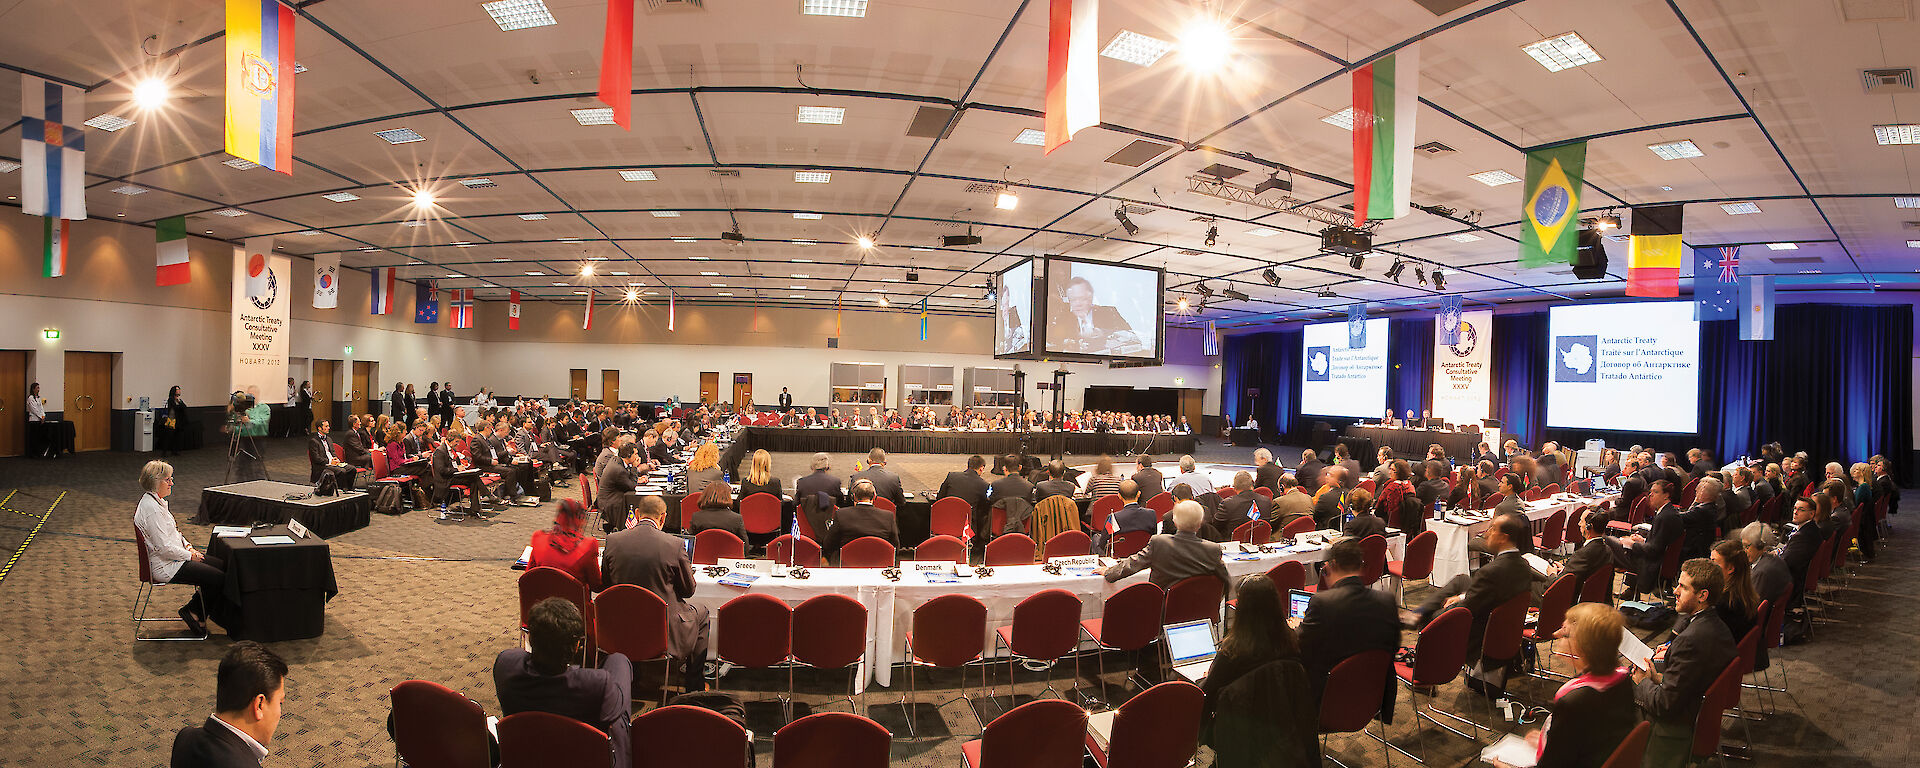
top-left (0, 436), bottom-right (1908, 767)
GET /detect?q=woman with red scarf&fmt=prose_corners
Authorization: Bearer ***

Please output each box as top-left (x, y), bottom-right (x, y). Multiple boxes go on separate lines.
top-left (528, 499), bottom-right (602, 592)
top-left (1374, 459), bottom-right (1416, 525)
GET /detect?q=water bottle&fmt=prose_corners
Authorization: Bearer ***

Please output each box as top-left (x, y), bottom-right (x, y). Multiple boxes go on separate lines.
top-left (1434, 499), bottom-right (1445, 521)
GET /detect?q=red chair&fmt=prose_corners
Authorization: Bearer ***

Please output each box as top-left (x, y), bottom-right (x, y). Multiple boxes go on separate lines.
top-left (740, 492), bottom-right (783, 544)
top-left (1535, 509), bottom-right (1566, 555)
top-left (1385, 530), bottom-right (1436, 607)
top-left (873, 497), bottom-right (897, 512)
top-left (1230, 519), bottom-right (1272, 544)
top-left (902, 594), bottom-right (990, 736)
top-left (693, 529), bottom-right (745, 565)
top-left (716, 593), bottom-right (793, 718)
top-left (959, 699), bottom-right (1088, 768)
top-left (1481, 491), bottom-right (1504, 511)
top-left (993, 589), bottom-right (1083, 700)
top-left (631, 704), bottom-right (749, 768)
top-left (915, 534), bottom-right (967, 563)
top-left (1163, 574), bottom-right (1223, 626)
top-left (1564, 506), bottom-right (1588, 548)
top-left (1541, 482), bottom-right (1561, 497)
top-left (1470, 591), bottom-right (1532, 730)
top-left (930, 497), bottom-right (973, 538)
top-left (1359, 478), bottom-right (1376, 494)
top-left (1110, 530), bottom-right (1150, 558)
top-left (1084, 681), bottom-right (1203, 768)
top-left (1602, 722), bottom-right (1652, 768)
top-left (133, 527), bottom-right (208, 641)
top-left (678, 494), bottom-right (702, 532)
top-left (497, 710), bottom-right (611, 768)
top-left (1252, 486), bottom-right (1273, 499)
top-left (1690, 656), bottom-right (1746, 764)
top-left (1680, 477), bottom-right (1700, 507)
top-left (1392, 606), bottom-right (1474, 756)
top-left (773, 712), bottom-right (888, 768)
top-left (791, 594), bottom-right (868, 715)
top-left (593, 585), bottom-right (672, 704)
top-left (1144, 492), bottom-right (1174, 520)
top-left (1527, 574), bottom-right (1578, 679)
top-left (1316, 649), bottom-right (1393, 766)
top-left (389, 680), bottom-right (493, 768)
top-left (519, 566), bottom-right (593, 664)
top-left (839, 536), bottom-right (897, 567)
top-left (1266, 560), bottom-right (1308, 592)
top-left (1043, 530), bottom-right (1092, 559)
top-left (988, 503), bottom-right (1012, 538)
top-left (1358, 534), bottom-right (1389, 584)
top-left (1088, 495), bottom-right (1123, 533)
top-left (1080, 582), bottom-right (1165, 695)
top-left (1580, 563), bottom-right (1616, 606)
top-left (767, 534), bottom-right (823, 568)
top-left (985, 533), bottom-right (1036, 566)
top-left (1279, 516), bottom-right (1315, 539)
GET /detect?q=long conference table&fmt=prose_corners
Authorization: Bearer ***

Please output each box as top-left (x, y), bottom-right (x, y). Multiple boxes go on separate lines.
top-left (720, 427), bottom-right (1198, 475)
top-left (1342, 425), bottom-right (1491, 465)
top-left (1428, 493), bottom-right (1615, 583)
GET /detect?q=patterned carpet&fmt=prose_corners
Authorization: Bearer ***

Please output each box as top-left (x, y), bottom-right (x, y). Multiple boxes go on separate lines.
top-left (0, 436), bottom-right (1907, 767)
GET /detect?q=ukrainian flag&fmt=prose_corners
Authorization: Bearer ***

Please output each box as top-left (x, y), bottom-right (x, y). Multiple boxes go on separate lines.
top-left (225, 0), bottom-right (295, 174)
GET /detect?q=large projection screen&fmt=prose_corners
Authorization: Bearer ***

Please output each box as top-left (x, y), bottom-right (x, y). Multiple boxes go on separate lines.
top-left (1040, 258), bottom-right (1164, 362)
top-left (1546, 301), bottom-right (1700, 433)
top-left (1300, 317), bottom-right (1390, 418)
top-left (992, 259), bottom-right (1034, 357)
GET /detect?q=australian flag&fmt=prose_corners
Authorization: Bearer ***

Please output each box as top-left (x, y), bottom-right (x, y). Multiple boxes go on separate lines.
top-left (1692, 246), bottom-right (1738, 321)
top-left (414, 280), bottom-right (439, 324)
top-left (1347, 303), bottom-right (1368, 348)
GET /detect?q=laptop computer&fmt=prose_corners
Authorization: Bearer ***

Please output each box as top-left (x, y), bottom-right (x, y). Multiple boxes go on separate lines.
top-left (1163, 619), bottom-right (1217, 683)
top-left (1287, 588), bottom-right (1312, 620)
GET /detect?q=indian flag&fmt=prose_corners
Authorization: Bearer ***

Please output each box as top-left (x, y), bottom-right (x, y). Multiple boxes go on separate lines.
top-left (42, 217), bottom-right (67, 278)
top-left (156, 215), bottom-right (189, 286)
top-left (1351, 44), bottom-right (1420, 227)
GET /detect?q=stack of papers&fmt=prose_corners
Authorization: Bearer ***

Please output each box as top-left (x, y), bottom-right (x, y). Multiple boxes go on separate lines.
top-left (248, 535), bottom-right (297, 545)
top-left (1479, 734), bottom-right (1538, 767)
top-left (213, 526), bottom-right (252, 538)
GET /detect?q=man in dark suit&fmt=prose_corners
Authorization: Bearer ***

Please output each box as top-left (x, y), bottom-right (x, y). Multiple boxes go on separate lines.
top-left (1252, 448), bottom-right (1285, 496)
top-left (1342, 489), bottom-right (1389, 539)
top-left (1310, 468), bottom-right (1349, 529)
top-left (1627, 480), bottom-right (1683, 598)
top-left (1617, 456), bottom-right (1649, 521)
top-left (990, 460), bottom-right (1037, 508)
top-left (1474, 460), bottom-right (1500, 504)
top-left (1414, 513), bottom-right (1535, 676)
top-left (1409, 461), bottom-right (1448, 531)
top-left (1035, 460), bottom-right (1078, 501)
top-left (1295, 448), bottom-right (1326, 494)
top-left (825, 479), bottom-right (901, 555)
top-left (777, 387), bottom-right (793, 409)
top-left (794, 452), bottom-right (846, 511)
top-left (1212, 471), bottom-right (1273, 540)
top-left (306, 421), bottom-right (356, 491)
top-left (1269, 474), bottom-right (1313, 529)
top-left (402, 421), bottom-right (432, 457)
top-left (594, 445), bottom-right (641, 529)
top-left (340, 415), bottom-right (372, 470)
top-left (1560, 510), bottom-right (1632, 586)
top-left (1494, 474), bottom-right (1528, 517)
top-left (1098, 480), bottom-right (1155, 553)
top-left (495, 597), bottom-right (633, 768)
top-left (850, 448), bottom-right (907, 510)
top-left (437, 383), bottom-right (456, 427)
top-left (1102, 500), bottom-right (1231, 590)
top-left (1299, 537), bottom-right (1400, 707)
top-left (1130, 455), bottom-right (1164, 499)
top-left (1778, 496), bottom-right (1826, 596)
top-left (1332, 444), bottom-right (1363, 490)
top-left (171, 641), bottom-right (288, 768)
top-left (1678, 476), bottom-right (1724, 561)
top-left (1634, 560), bottom-right (1736, 768)
top-left (604, 496), bottom-right (707, 693)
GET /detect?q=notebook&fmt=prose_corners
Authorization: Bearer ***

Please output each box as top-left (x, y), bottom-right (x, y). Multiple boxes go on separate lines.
top-left (1163, 619), bottom-right (1217, 683)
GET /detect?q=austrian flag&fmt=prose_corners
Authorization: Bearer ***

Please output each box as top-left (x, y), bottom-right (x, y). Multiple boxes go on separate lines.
top-left (1043, 0), bottom-right (1098, 153)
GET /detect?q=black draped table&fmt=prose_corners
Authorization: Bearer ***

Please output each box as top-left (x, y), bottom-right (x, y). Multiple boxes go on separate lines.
top-left (720, 427), bottom-right (1197, 476)
top-left (205, 524), bottom-right (338, 641)
top-left (1342, 425), bottom-right (1483, 464)
top-left (26, 420), bottom-right (75, 457)
top-left (198, 480), bottom-right (373, 539)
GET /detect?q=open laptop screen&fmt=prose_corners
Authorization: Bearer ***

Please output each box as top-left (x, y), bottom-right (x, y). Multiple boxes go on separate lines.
top-left (1288, 589), bottom-right (1312, 620)
top-left (1163, 620), bottom-right (1216, 665)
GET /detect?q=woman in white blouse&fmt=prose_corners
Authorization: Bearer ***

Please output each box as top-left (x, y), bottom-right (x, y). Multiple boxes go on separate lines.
top-left (134, 460), bottom-right (226, 635)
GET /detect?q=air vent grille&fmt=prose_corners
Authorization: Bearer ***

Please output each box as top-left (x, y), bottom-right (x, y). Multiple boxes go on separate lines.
top-left (1863, 68), bottom-right (1916, 93)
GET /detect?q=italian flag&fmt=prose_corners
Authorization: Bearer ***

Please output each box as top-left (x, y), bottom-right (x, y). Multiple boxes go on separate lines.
top-left (156, 215), bottom-right (190, 286)
top-left (1043, 0), bottom-right (1098, 154)
top-left (42, 217), bottom-right (67, 278)
top-left (1352, 44), bottom-right (1420, 227)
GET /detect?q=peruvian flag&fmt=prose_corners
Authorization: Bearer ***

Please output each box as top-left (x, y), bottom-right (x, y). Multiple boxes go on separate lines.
top-left (508, 289), bottom-right (521, 330)
top-left (1043, 0), bottom-right (1098, 154)
top-left (1351, 44), bottom-right (1419, 227)
top-left (582, 289), bottom-right (595, 330)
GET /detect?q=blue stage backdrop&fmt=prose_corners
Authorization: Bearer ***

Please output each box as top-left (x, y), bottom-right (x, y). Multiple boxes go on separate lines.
top-left (1387, 316), bottom-right (1434, 421)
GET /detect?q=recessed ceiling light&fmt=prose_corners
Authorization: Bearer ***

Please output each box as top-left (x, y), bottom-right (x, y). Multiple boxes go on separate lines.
top-left (884, 277), bottom-right (901, 282)
top-left (445, 273), bottom-right (462, 278)
top-left (801, 0), bottom-right (867, 17)
top-left (792, 240), bottom-right (817, 246)
top-left (482, 0), bottom-right (557, 30)
top-left (453, 242), bottom-right (476, 248)
top-left (1646, 140), bottom-right (1704, 160)
top-left (1245, 227), bottom-right (1279, 237)
top-left (1660, 186), bottom-right (1674, 191)
top-left (700, 271), bottom-right (719, 276)
top-left (518, 213), bottom-right (548, 220)
top-left (794, 171), bottom-right (832, 183)
top-left (716, 292), bottom-right (734, 296)
top-left (1447, 233), bottom-right (1483, 243)
top-left (1873, 124), bottom-right (1920, 145)
top-left (796, 106), bottom-right (845, 125)
top-left (558, 237), bottom-right (582, 242)
top-left (671, 237), bottom-right (698, 243)
top-left (321, 191), bottom-right (360, 202)
top-left (211, 208), bottom-right (248, 217)
top-left (791, 274), bottom-right (811, 278)
top-left (403, 220), bottom-right (427, 227)
top-left (792, 212), bottom-right (824, 220)
top-left (1765, 242), bottom-right (1798, 250)
top-left (710, 283), bottom-right (727, 287)
top-left (296, 230), bottom-right (323, 236)
top-left (571, 108), bottom-right (617, 126)
top-left (1720, 202), bottom-right (1762, 215)
top-left (644, 291), bottom-right (659, 295)
top-left (791, 294), bottom-right (806, 298)
top-left (1100, 30), bottom-right (1175, 67)
top-left (493, 258), bottom-right (510, 261)
top-left (0, 160), bottom-right (19, 173)
top-left (619, 170), bottom-right (657, 182)
top-left (790, 284), bottom-right (807, 289)
top-left (1893, 196), bottom-right (1920, 209)
top-left (688, 256), bottom-right (710, 260)
top-left (1521, 32), bottom-right (1603, 72)
top-left (574, 290), bottom-right (589, 294)
top-left (651, 211), bottom-right (681, 218)
top-left (83, 114), bottom-right (133, 131)
top-left (792, 258), bottom-right (815, 262)
top-left (1013, 128), bottom-right (1047, 146)
top-left (111, 185), bottom-right (146, 195)
top-left (910, 246), bottom-right (934, 252)
top-left (374, 127), bottom-right (426, 144)
top-left (552, 281), bottom-right (569, 286)
top-left (525, 271), bottom-right (545, 275)
top-left (222, 157), bottom-right (261, 170)
top-left (1469, 169), bottom-right (1522, 186)
top-left (1320, 107), bottom-right (1355, 130)
top-left (458, 177), bottom-right (497, 188)
top-left (611, 270), bottom-right (630, 275)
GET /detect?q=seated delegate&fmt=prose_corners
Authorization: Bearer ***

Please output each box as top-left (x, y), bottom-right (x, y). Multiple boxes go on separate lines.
top-left (134, 460), bottom-right (230, 637)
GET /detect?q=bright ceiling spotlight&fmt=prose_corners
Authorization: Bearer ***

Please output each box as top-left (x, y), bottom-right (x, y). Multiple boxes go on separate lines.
top-left (856, 234), bottom-right (876, 249)
top-left (1414, 265), bottom-right (1428, 287)
top-left (1432, 269), bottom-right (1447, 291)
top-left (624, 288), bottom-right (638, 301)
top-left (1203, 225), bottom-right (1219, 247)
top-left (996, 190), bottom-right (1020, 210)
top-left (410, 188), bottom-right (437, 208)
top-left (1176, 296), bottom-right (1190, 313)
top-left (132, 77), bottom-right (169, 110)
top-left (580, 263), bottom-right (595, 277)
top-left (1175, 15), bottom-right (1233, 73)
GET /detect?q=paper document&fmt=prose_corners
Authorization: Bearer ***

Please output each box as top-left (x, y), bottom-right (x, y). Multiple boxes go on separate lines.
top-left (1522, 553), bottom-right (1555, 577)
top-left (248, 535), bottom-right (297, 545)
top-left (1479, 733), bottom-right (1538, 767)
top-left (213, 526), bottom-right (252, 538)
top-left (1620, 627), bottom-right (1656, 671)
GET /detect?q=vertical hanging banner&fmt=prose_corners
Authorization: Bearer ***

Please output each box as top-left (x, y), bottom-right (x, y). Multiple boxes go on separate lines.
top-left (20, 74), bottom-right (87, 220)
top-left (1626, 204), bottom-right (1684, 297)
top-left (1436, 295), bottom-right (1464, 345)
top-left (1042, 0), bottom-right (1098, 153)
top-left (1203, 319), bottom-right (1219, 356)
top-left (919, 297), bottom-right (929, 341)
top-left (41, 217), bottom-right (69, 278)
top-left (582, 289), bottom-right (596, 330)
top-left (231, 239), bottom-right (289, 399)
top-left (225, 0), bottom-right (295, 173)
top-left (1352, 43), bottom-right (1419, 227)
top-left (1346, 303), bottom-right (1368, 348)
top-left (1739, 275), bottom-right (1774, 341)
top-left (1693, 246), bottom-right (1738, 321)
top-left (1519, 142), bottom-right (1586, 268)
top-left (449, 289), bottom-right (473, 329)
top-left (156, 215), bottom-right (190, 286)
top-left (414, 280), bottom-right (438, 323)
top-left (596, 0), bottom-right (635, 129)
top-left (313, 254), bottom-right (339, 308)
top-left (669, 290), bottom-right (677, 332)
top-left (369, 267), bottom-right (396, 315)
top-left (1431, 309), bottom-right (1493, 427)
top-left (508, 289), bottom-right (522, 330)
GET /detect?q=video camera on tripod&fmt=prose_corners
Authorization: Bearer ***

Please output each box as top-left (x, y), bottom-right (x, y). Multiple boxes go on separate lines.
top-left (224, 391), bottom-right (257, 433)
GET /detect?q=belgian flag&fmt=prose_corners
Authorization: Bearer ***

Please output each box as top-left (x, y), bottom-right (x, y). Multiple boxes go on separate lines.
top-left (1626, 204), bottom-right (1685, 297)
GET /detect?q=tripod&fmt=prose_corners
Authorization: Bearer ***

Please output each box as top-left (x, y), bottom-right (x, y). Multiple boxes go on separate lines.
top-left (224, 417), bottom-right (270, 485)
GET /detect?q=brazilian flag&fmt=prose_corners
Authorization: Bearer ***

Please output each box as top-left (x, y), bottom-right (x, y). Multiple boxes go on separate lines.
top-left (1519, 142), bottom-right (1587, 267)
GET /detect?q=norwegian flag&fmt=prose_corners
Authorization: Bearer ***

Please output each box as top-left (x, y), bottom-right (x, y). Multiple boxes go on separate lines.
top-left (449, 289), bottom-right (473, 329)
top-left (1716, 247), bottom-right (1740, 283)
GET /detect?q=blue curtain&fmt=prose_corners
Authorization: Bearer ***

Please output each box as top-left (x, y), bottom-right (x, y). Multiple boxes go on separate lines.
top-left (1222, 329), bottom-right (1302, 442)
top-left (1388, 317), bottom-right (1434, 419)
top-left (1491, 312), bottom-right (1548, 448)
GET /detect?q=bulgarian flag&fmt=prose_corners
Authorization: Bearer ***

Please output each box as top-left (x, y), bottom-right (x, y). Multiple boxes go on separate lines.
top-left (1351, 44), bottom-right (1419, 227)
top-left (156, 215), bottom-right (189, 286)
top-left (1043, 0), bottom-right (1098, 154)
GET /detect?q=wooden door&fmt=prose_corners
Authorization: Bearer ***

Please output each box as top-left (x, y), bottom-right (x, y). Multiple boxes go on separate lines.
top-left (310, 360), bottom-right (337, 430)
top-left (569, 369), bottom-right (588, 400)
top-left (731, 373), bottom-right (752, 409)
top-left (698, 372), bottom-right (719, 405)
top-left (601, 370), bottom-right (620, 405)
top-left (351, 361), bottom-right (373, 418)
top-left (64, 351), bottom-right (113, 451)
top-left (0, 351), bottom-right (24, 457)
top-left (1178, 389), bottom-right (1204, 431)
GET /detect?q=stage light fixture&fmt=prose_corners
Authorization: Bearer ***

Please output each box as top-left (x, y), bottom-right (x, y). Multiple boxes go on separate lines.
top-left (1176, 15), bottom-right (1233, 73)
top-left (1195, 283), bottom-right (1214, 298)
top-left (996, 190), bottom-right (1020, 210)
top-left (580, 263), bottom-right (595, 277)
top-left (1176, 296), bottom-right (1190, 313)
top-left (1385, 259), bottom-right (1406, 282)
top-left (1114, 207), bottom-right (1140, 236)
top-left (942, 234), bottom-right (982, 247)
top-left (1222, 285), bottom-right (1250, 302)
top-left (719, 229), bottom-right (745, 243)
top-left (1413, 265), bottom-right (1428, 287)
top-left (410, 188), bottom-right (437, 208)
top-left (1261, 268), bottom-right (1280, 286)
top-left (1204, 225), bottom-right (1219, 247)
top-left (1253, 172), bottom-right (1292, 195)
top-left (1347, 253), bottom-right (1365, 270)
top-left (1432, 269), bottom-right (1446, 291)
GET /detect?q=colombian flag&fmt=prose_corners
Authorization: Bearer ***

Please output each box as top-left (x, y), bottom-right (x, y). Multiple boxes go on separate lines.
top-left (225, 0), bottom-right (295, 174)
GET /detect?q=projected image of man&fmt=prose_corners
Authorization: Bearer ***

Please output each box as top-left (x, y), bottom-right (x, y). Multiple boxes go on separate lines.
top-left (1050, 276), bottom-right (1145, 355)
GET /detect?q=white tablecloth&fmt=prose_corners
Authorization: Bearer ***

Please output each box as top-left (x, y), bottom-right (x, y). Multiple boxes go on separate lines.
top-left (1428, 494), bottom-right (1612, 583)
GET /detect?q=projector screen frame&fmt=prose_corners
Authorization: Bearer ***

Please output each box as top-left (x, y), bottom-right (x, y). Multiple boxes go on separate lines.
top-left (1298, 316), bottom-right (1391, 419)
top-left (991, 258), bottom-right (1040, 360)
top-left (1544, 299), bottom-right (1702, 435)
top-left (1033, 254), bottom-right (1167, 365)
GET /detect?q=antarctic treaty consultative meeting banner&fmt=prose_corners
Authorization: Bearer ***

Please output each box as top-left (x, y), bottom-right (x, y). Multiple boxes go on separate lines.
top-left (230, 238), bottom-right (290, 401)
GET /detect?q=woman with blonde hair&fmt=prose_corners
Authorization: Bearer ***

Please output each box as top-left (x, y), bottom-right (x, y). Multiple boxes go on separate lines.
top-left (683, 441), bottom-right (724, 496)
top-left (133, 460), bottom-right (229, 635)
top-left (740, 448), bottom-right (781, 500)
top-left (1489, 603), bottom-right (1637, 768)
top-left (1850, 462), bottom-right (1878, 561)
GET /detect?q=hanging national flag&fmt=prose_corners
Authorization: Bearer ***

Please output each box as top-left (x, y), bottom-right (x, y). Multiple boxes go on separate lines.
top-left (369, 267), bottom-right (396, 315)
top-left (508, 290), bottom-right (521, 330)
top-left (449, 289), bottom-right (473, 329)
top-left (1346, 303), bottom-right (1368, 348)
top-left (1437, 295), bottom-right (1464, 344)
top-left (313, 254), bottom-right (339, 308)
top-left (1519, 142), bottom-right (1587, 268)
top-left (414, 280), bottom-right (438, 324)
top-left (1203, 320), bottom-right (1220, 356)
top-left (41, 217), bottom-right (68, 278)
top-left (919, 297), bottom-right (929, 342)
top-left (582, 289), bottom-right (596, 330)
top-left (156, 215), bottom-right (190, 286)
top-left (1352, 44), bottom-right (1420, 227)
top-left (596, 0), bottom-right (635, 129)
top-left (20, 74), bottom-right (87, 220)
top-left (1625, 204), bottom-right (1684, 297)
top-left (1693, 246), bottom-right (1739, 321)
top-left (1739, 275), bottom-right (1774, 341)
top-left (667, 290), bottom-right (676, 332)
top-left (1043, 0), bottom-right (1098, 153)
top-left (224, 0), bottom-right (296, 174)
